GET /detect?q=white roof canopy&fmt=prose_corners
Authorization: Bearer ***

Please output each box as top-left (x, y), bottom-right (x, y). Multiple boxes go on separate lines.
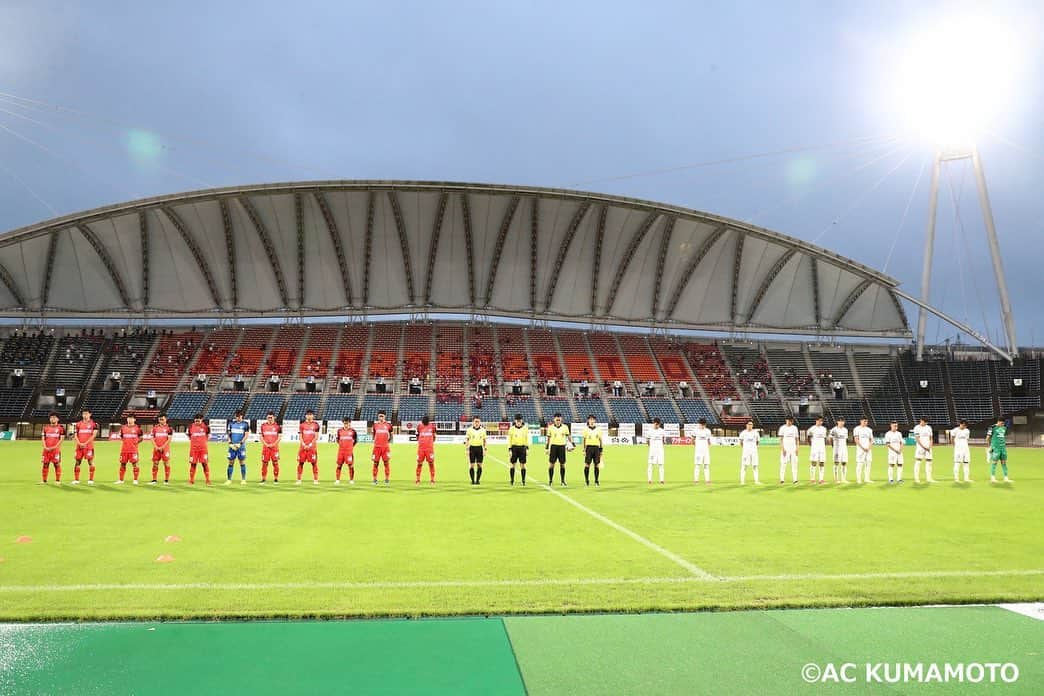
top-left (0, 181), bottom-right (910, 336)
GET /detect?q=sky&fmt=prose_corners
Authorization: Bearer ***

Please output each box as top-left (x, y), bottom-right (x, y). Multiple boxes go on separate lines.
top-left (0, 0), bottom-right (1042, 347)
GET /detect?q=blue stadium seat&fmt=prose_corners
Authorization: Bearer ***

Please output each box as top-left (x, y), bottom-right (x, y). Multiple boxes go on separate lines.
top-left (323, 395), bottom-right (357, 421)
top-left (675, 399), bottom-right (719, 425)
top-left (205, 393), bottom-right (247, 420)
top-left (472, 397), bottom-right (502, 422)
top-left (165, 392), bottom-right (210, 421)
top-left (284, 394), bottom-right (322, 420)
top-left (608, 398), bottom-right (644, 424)
top-left (245, 393), bottom-right (285, 422)
top-left (360, 395), bottom-right (395, 422)
top-left (397, 396), bottom-right (429, 422)
top-left (574, 399), bottom-right (608, 422)
top-left (641, 398), bottom-right (680, 423)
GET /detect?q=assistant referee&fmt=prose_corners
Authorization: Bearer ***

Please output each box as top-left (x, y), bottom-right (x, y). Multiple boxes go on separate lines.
top-left (545, 412), bottom-right (571, 486)
top-left (507, 413), bottom-right (529, 486)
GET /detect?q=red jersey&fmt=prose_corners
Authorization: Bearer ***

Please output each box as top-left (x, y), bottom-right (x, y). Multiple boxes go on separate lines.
top-left (120, 425), bottom-right (143, 453)
top-left (299, 420), bottom-right (320, 449)
top-left (189, 422), bottom-right (210, 450)
top-left (416, 423), bottom-right (436, 451)
top-left (260, 422), bottom-right (281, 447)
top-left (373, 421), bottom-right (391, 448)
top-left (74, 420), bottom-right (97, 446)
top-left (42, 424), bottom-right (63, 449)
top-left (337, 427), bottom-right (357, 453)
top-left (152, 424), bottom-right (173, 449)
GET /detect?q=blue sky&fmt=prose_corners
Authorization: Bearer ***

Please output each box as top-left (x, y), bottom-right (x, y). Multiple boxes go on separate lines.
top-left (0, 0), bottom-right (1042, 345)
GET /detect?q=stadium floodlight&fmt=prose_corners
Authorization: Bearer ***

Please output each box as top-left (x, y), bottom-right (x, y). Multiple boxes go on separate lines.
top-left (891, 16), bottom-right (1022, 147)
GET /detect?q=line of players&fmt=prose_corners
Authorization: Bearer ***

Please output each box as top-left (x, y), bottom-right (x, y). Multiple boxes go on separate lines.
top-left (37, 408), bottom-right (1013, 487)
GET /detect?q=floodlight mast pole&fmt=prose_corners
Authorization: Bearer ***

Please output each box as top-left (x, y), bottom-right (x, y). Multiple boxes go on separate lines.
top-left (915, 146), bottom-right (1017, 362)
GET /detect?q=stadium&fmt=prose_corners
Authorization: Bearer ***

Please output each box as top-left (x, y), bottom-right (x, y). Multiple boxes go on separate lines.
top-left (2, 5), bottom-right (1043, 695)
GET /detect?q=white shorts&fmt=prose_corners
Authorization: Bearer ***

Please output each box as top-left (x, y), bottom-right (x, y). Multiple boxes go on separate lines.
top-left (887, 450), bottom-right (904, 465)
top-left (953, 448), bottom-right (970, 464)
top-left (833, 447), bottom-right (848, 464)
top-left (915, 445), bottom-right (932, 460)
top-left (694, 450), bottom-right (710, 466)
top-left (648, 450), bottom-right (664, 466)
top-left (741, 452), bottom-right (759, 467)
top-left (809, 444), bottom-right (826, 463)
top-left (856, 448), bottom-right (872, 465)
top-left (780, 451), bottom-right (798, 465)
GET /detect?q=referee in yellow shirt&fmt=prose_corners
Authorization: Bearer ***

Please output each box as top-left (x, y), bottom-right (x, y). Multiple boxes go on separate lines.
top-left (465, 416), bottom-right (487, 485)
top-left (545, 412), bottom-right (571, 486)
top-left (582, 414), bottom-right (604, 487)
top-left (507, 413), bottom-right (529, 486)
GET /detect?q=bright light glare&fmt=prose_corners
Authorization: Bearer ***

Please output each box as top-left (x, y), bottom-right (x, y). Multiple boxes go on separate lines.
top-left (891, 16), bottom-right (1023, 146)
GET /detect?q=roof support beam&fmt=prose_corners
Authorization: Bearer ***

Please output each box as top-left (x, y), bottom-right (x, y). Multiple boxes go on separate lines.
top-left (459, 193), bottom-right (476, 305)
top-left (810, 257), bottom-right (821, 328)
top-left (424, 192), bottom-right (448, 305)
top-left (237, 196), bottom-right (289, 309)
top-left (746, 248), bottom-right (797, 323)
top-left (529, 198), bottom-right (539, 312)
top-left (830, 279), bottom-right (871, 329)
top-left (729, 231), bottom-right (745, 325)
top-left (651, 216), bottom-right (675, 319)
top-left (543, 201), bottom-right (591, 311)
top-left (161, 206), bottom-right (224, 310)
top-left (0, 262), bottom-right (26, 307)
top-left (483, 195), bottom-right (519, 307)
top-left (313, 191), bottom-right (352, 307)
top-left (386, 191), bottom-right (416, 306)
top-left (590, 205), bottom-right (607, 314)
top-left (363, 191), bottom-right (375, 306)
top-left (218, 199), bottom-right (237, 308)
top-left (664, 225), bottom-right (726, 320)
top-left (605, 212), bottom-right (659, 316)
top-left (294, 192), bottom-right (305, 309)
top-left (75, 224), bottom-right (131, 308)
top-left (41, 231), bottom-right (59, 309)
top-left (139, 211), bottom-right (149, 309)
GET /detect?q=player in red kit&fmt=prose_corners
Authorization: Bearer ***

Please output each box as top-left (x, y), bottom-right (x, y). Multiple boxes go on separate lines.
top-left (115, 415), bottom-right (144, 485)
top-left (371, 410), bottom-right (392, 485)
top-left (297, 409), bottom-right (320, 485)
top-left (187, 413), bottom-right (212, 485)
top-left (150, 414), bottom-right (173, 485)
top-left (40, 412), bottom-right (64, 485)
top-left (415, 415), bottom-right (436, 485)
top-left (72, 408), bottom-right (98, 485)
top-left (334, 422), bottom-right (357, 484)
top-left (259, 411), bottom-right (281, 484)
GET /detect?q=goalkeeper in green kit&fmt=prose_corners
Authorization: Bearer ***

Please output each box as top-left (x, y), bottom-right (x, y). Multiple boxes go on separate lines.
top-left (986, 418), bottom-right (1012, 484)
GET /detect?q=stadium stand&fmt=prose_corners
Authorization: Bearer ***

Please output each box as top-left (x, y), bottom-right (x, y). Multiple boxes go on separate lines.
top-left (322, 395), bottom-right (358, 421)
top-left (541, 397), bottom-right (573, 422)
top-left (608, 398), bottom-right (644, 424)
top-left (824, 399), bottom-right (867, 424)
top-left (140, 332), bottom-right (201, 392)
top-left (33, 335), bottom-right (105, 418)
top-left (495, 326), bottom-right (530, 384)
top-left (467, 325), bottom-right (498, 394)
top-left (505, 396), bottom-right (539, 422)
top-left (641, 398), bottom-right (681, 423)
top-left (360, 395), bottom-right (394, 422)
top-left (0, 388), bottom-right (34, 420)
top-left (557, 331), bottom-right (596, 383)
top-left (79, 391), bottom-right (130, 421)
top-left (434, 400), bottom-right (465, 422)
top-left (257, 326), bottom-right (305, 388)
top-left (676, 398), bottom-right (719, 426)
top-left (284, 394), bottom-right (321, 420)
top-left (747, 398), bottom-right (790, 430)
top-left (187, 329), bottom-right (238, 383)
top-left (205, 392), bottom-right (248, 420)
top-left (648, 337), bottom-right (695, 395)
top-left (472, 397), bottom-right (502, 422)
top-left (331, 324), bottom-right (368, 389)
top-left (765, 348), bottom-right (815, 399)
top-left (681, 342), bottom-right (737, 401)
top-left (946, 359), bottom-right (992, 395)
top-left (528, 329), bottom-right (563, 384)
top-left (299, 326), bottom-right (339, 379)
top-left (164, 392), bottom-right (211, 421)
top-left (995, 359), bottom-right (1041, 394)
top-left (397, 395), bottom-right (429, 422)
top-left (244, 394), bottom-right (286, 422)
top-left (852, 351), bottom-right (904, 395)
top-left (575, 397), bottom-right (609, 423)
top-left (907, 397), bottom-right (952, 426)
top-left (953, 397), bottom-right (995, 423)
top-left (902, 355), bottom-right (946, 394)
top-left (721, 344), bottom-right (773, 397)
top-left (368, 324), bottom-right (400, 388)
top-left (867, 399), bottom-right (910, 427)
top-left (0, 331), bottom-right (55, 385)
top-left (618, 335), bottom-right (662, 384)
top-left (588, 332), bottom-right (629, 385)
top-left (433, 325), bottom-right (464, 395)
top-left (402, 324), bottom-right (432, 389)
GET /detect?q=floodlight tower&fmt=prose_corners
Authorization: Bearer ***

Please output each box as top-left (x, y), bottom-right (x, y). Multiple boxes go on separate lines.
top-left (915, 146), bottom-right (1017, 361)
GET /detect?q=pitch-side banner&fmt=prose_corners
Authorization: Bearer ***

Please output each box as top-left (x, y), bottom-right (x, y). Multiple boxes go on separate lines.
top-left (325, 420), bottom-right (345, 443)
top-left (282, 419), bottom-right (300, 442)
top-left (209, 419), bottom-right (227, 441)
top-left (570, 423), bottom-right (609, 436)
top-left (618, 423), bottom-right (636, 438)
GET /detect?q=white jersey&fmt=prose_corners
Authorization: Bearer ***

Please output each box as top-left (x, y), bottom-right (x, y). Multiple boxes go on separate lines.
top-left (853, 426), bottom-right (874, 449)
top-left (739, 429), bottom-right (760, 455)
top-left (778, 424), bottom-right (799, 454)
top-left (692, 426), bottom-right (712, 454)
top-left (950, 426), bottom-right (971, 463)
top-left (807, 425), bottom-right (827, 446)
top-left (829, 426), bottom-right (848, 448)
top-left (883, 430), bottom-right (904, 465)
top-left (647, 427), bottom-right (666, 450)
top-left (913, 424), bottom-right (933, 458)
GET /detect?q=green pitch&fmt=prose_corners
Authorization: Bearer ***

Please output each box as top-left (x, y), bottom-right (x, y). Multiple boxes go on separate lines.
top-left (0, 440), bottom-right (1041, 620)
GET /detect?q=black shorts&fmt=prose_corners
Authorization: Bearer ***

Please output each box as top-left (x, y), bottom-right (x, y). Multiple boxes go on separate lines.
top-left (468, 445), bottom-right (484, 464)
top-left (548, 444), bottom-right (567, 465)
top-left (584, 445), bottom-right (602, 465)
top-left (509, 445), bottom-right (527, 464)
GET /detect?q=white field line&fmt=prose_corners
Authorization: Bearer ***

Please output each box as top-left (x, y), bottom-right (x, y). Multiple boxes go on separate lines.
top-left (0, 569), bottom-right (1041, 593)
top-left (485, 453), bottom-right (715, 580)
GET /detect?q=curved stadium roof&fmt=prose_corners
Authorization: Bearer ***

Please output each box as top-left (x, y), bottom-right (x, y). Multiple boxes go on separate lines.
top-left (0, 181), bottom-right (910, 337)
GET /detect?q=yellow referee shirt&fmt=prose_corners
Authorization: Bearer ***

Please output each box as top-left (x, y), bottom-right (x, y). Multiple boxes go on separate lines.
top-left (508, 425), bottom-right (529, 447)
top-left (466, 426), bottom-right (487, 447)
top-left (546, 424), bottom-right (570, 446)
top-left (582, 426), bottom-right (603, 448)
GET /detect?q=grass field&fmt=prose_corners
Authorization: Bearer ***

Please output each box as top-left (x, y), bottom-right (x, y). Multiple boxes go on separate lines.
top-left (1, 440), bottom-right (1041, 620)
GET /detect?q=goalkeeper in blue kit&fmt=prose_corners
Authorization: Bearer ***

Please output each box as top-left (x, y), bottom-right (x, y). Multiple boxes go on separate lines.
top-left (226, 411), bottom-right (250, 485)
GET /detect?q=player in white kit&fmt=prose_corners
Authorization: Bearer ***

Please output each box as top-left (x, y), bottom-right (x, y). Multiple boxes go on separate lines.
top-left (829, 417), bottom-right (849, 483)
top-left (949, 419), bottom-right (973, 483)
top-left (912, 418), bottom-right (935, 483)
top-left (646, 418), bottom-right (666, 484)
top-left (883, 421), bottom-right (905, 484)
top-left (777, 416), bottom-right (799, 484)
top-left (738, 421), bottom-right (761, 485)
top-left (852, 417), bottom-right (874, 484)
top-left (807, 416), bottom-right (828, 484)
top-left (692, 418), bottom-right (712, 484)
